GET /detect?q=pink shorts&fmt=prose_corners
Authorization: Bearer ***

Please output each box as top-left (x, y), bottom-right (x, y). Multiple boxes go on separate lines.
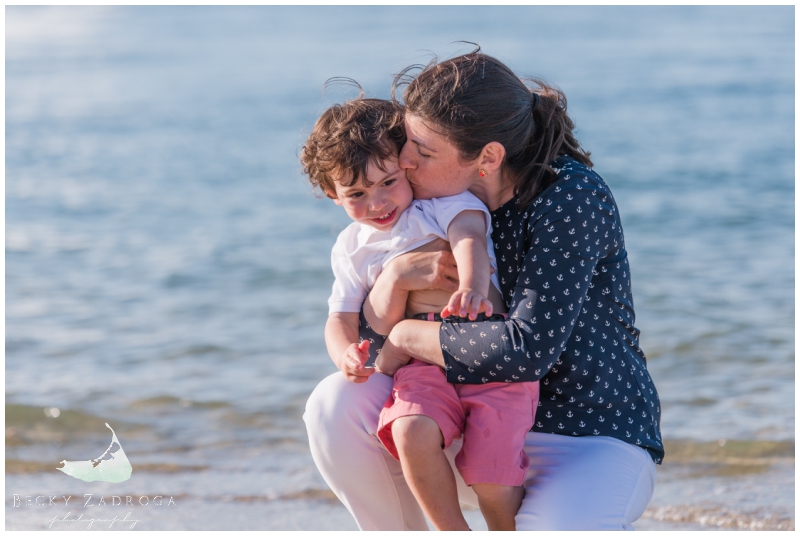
top-left (377, 359), bottom-right (539, 486)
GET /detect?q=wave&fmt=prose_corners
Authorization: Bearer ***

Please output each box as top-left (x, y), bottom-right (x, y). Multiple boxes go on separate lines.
top-left (642, 505), bottom-right (794, 530)
top-left (663, 438), bottom-right (794, 464)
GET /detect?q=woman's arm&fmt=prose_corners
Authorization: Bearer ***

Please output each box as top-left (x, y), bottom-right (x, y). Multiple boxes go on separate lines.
top-left (372, 211), bottom-right (491, 376)
top-left (362, 238), bottom-right (460, 335)
top-left (365, 212), bottom-right (489, 375)
top-left (438, 181), bottom-right (621, 383)
top-left (374, 319), bottom-right (444, 377)
top-left (379, 176), bottom-right (623, 383)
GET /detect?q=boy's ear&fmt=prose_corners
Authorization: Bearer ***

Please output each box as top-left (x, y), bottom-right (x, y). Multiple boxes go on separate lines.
top-left (478, 141), bottom-right (505, 172)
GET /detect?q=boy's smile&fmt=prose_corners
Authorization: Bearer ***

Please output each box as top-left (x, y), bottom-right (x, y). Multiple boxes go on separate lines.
top-left (370, 207), bottom-right (398, 226)
top-left (332, 156), bottom-right (413, 232)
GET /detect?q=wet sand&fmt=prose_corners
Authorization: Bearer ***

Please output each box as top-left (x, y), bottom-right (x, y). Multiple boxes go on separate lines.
top-left (5, 403), bottom-right (794, 530)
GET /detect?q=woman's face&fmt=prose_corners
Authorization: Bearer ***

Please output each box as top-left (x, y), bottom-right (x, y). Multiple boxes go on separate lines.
top-left (398, 114), bottom-right (478, 200)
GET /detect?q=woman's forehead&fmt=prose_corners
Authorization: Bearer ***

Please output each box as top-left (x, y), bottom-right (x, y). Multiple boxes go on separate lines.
top-left (405, 114), bottom-right (449, 150)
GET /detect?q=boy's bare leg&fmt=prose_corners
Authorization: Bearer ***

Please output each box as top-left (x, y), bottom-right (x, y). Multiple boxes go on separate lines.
top-left (471, 483), bottom-right (524, 531)
top-left (392, 415), bottom-right (470, 530)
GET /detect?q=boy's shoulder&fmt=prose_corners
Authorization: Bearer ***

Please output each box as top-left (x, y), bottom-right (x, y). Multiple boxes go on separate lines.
top-left (426, 190), bottom-right (484, 205)
top-left (415, 190), bottom-right (491, 224)
top-left (411, 190), bottom-right (488, 216)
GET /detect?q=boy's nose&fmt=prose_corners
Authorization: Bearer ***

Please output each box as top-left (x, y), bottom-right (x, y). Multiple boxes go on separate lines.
top-left (369, 195), bottom-right (387, 212)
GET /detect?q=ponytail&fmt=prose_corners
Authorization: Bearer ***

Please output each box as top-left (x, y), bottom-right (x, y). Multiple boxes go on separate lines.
top-left (515, 81), bottom-right (593, 206)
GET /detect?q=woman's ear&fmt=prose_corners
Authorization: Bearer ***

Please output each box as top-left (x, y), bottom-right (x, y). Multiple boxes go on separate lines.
top-left (479, 142), bottom-right (506, 173)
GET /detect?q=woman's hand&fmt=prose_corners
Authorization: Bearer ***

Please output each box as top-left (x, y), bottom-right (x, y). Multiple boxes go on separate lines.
top-left (338, 340), bottom-right (375, 383)
top-left (364, 239), bottom-right (460, 336)
top-left (384, 238), bottom-right (460, 293)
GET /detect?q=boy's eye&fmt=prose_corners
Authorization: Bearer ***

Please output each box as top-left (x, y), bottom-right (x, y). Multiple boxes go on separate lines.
top-left (383, 179), bottom-right (396, 187)
top-left (348, 192), bottom-right (363, 199)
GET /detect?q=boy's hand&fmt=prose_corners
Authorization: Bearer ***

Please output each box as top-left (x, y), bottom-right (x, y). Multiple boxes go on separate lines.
top-left (441, 288), bottom-right (493, 321)
top-left (339, 340), bottom-right (374, 383)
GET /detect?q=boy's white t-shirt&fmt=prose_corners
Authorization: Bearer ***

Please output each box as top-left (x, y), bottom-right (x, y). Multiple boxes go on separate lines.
top-left (328, 191), bottom-right (501, 314)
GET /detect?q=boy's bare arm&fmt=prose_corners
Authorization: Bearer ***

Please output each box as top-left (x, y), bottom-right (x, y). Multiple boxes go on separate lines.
top-left (325, 312), bottom-right (374, 383)
top-left (362, 274), bottom-right (409, 337)
top-left (442, 210), bottom-right (493, 320)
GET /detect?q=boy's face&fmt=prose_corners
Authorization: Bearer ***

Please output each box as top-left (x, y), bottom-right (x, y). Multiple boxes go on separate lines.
top-left (331, 156), bottom-right (413, 232)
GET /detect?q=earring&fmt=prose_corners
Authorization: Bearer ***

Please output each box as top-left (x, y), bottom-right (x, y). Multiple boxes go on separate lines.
top-left (478, 169), bottom-right (487, 177)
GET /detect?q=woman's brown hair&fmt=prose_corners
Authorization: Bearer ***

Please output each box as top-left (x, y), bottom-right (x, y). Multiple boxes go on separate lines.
top-left (393, 46), bottom-right (592, 207)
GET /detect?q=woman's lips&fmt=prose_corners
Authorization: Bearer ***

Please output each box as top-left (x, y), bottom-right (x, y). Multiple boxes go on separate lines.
top-left (371, 208), bottom-right (397, 225)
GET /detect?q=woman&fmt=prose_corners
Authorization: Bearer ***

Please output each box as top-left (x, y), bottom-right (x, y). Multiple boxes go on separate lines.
top-left (304, 50), bottom-right (663, 530)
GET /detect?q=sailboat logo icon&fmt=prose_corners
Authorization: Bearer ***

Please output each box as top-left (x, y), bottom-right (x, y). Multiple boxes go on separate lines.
top-left (57, 423), bottom-right (133, 483)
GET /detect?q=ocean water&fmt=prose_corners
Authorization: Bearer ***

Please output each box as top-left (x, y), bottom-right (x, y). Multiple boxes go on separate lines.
top-left (5, 6), bottom-right (794, 530)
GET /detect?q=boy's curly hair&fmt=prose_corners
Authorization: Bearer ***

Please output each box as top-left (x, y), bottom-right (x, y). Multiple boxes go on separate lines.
top-left (300, 98), bottom-right (406, 198)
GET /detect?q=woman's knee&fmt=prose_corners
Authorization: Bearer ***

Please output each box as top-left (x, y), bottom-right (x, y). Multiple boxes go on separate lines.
top-left (514, 435), bottom-right (657, 530)
top-left (304, 371), bottom-right (392, 436)
top-left (305, 372), bottom-right (344, 419)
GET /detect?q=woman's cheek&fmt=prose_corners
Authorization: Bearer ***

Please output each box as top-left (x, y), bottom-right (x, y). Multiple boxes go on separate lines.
top-left (418, 162), bottom-right (434, 185)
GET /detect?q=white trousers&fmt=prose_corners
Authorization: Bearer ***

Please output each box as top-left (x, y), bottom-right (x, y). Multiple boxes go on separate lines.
top-left (303, 371), bottom-right (657, 531)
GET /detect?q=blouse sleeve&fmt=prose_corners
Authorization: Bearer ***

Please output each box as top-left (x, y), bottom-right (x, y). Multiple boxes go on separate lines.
top-left (440, 183), bottom-right (623, 384)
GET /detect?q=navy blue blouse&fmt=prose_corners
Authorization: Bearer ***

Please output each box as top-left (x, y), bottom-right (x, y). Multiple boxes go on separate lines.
top-left (439, 156), bottom-right (663, 463)
top-left (359, 155), bottom-right (663, 463)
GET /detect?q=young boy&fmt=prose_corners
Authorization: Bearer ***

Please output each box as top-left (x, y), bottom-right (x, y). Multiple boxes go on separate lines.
top-left (300, 97), bottom-right (538, 531)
